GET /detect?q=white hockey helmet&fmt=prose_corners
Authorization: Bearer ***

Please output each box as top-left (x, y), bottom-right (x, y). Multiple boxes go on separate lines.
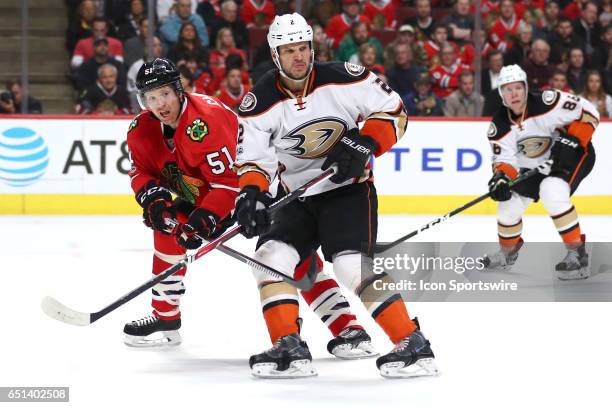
top-left (267, 13), bottom-right (314, 80)
top-left (497, 64), bottom-right (528, 107)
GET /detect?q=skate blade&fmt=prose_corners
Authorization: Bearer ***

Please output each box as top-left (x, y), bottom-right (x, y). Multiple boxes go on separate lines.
top-left (251, 359), bottom-right (317, 379)
top-left (557, 267), bottom-right (590, 281)
top-left (379, 358), bottom-right (440, 379)
top-left (124, 331), bottom-right (182, 348)
top-left (332, 341), bottom-right (379, 360)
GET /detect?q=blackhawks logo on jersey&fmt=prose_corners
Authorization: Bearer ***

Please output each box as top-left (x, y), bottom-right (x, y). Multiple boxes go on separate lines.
top-left (186, 118), bottom-right (209, 142)
top-left (161, 162), bottom-right (205, 204)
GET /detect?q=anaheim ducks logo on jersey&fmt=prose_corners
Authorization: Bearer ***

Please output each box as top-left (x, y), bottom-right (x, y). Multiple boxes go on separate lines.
top-left (517, 136), bottom-right (552, 158)
top-left (282, 117), bottom-right (348, 159)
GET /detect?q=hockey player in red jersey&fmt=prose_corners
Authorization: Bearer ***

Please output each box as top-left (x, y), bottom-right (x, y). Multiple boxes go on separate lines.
top-left (234, 13), bottom-right (439, 379)
top-left (122, 58), bottom-right (375, 353)
top-left (484, 65), bottom-right (599, 280)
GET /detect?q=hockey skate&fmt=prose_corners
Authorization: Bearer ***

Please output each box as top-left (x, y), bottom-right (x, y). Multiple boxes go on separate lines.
top-left (327, 328), bottom-right (378, 359)
top-left (483, 239), bottom-right (523, 271)
top-left (249, 333), bottom-right (317, 378)
top-left (123, 315), bottom-right (182, 347)
top-left (376, 320), bottom-right (439, 379)
top-left (556, 239), bottom-right (589, 281)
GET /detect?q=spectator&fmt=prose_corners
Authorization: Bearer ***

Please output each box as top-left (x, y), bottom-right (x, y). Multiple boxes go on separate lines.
top-left (538, 0), bottom-right (560, 37)
top-left (562, 0), bottom-right (585, 20)
top-left (429, 42), bottom-right (471, 98)
top-left (209, 27), bottom-right (247, 84)
top-left (489, 0), bottom-right (521, 52)
top-left (76, 37), bottom-right (126, 91)
top-left (179, 65), bottom-right (197, 93)
top-left (196, 0), bottom-right (220, 28)
top-left (0, 80), bottom-right (43, 114)
top-left (566, 47), bottom-right (588, 93)
top-left (209, 0), bottom-right (249, 50)
top-left (403, 72), bottom-right (444, 116)
top-left (71, 17), bottom-right (124, 69)
top-left (480, 0), bottom-right (501, 20)
top-left (359, 43), bottom-right (385, 74)
top-left (504, 21), bottom-right (533, 65)
top-left (549, 17), bottom-right (582, 66)
top-left (216, 67), bottom-right (251, 112)
top-left (442, 0), bottom-right (474, 43)
top-left (443, 72), bottom-right (484, 117)
top-left (157, 0), bottom-right (198, 24)
top-left (325, 0), bottom-right (370, 49)
top-left (315, 44), bottom-right (334, 62)
top-left (521, 38), bottom-right (554, 90)
top-left (312, 23), bottom-right (328, 51)
top-left (404, 0), bottom-right (436, 42)
top-left (124, 17), bottom-right (151, 69)
top-left (573, 1), bottom-right (603, 56)
top-left (481, 49), bottom-right (505, 94)
top-left (601, 0), bottom-right (612, 27)
top-left (581, 70), bottom-right (612, 117)
top-left (160, 0), bottom-right (209, 47)
top-left (66, 0), bottom-right (97, 53)
top-left (386, 42), bottom-right (424, 96)
top-left (241, 0), bottom-right (276, 28)
top-left (544, 69), bottom-right (574, 92)
top-left (167, 22), bottom-right (210, 67)
top-left (127, 36), bottom-right (163, 112)
top-left (385, 24), bottom-right (428, 68)
top-left (180, 56), bottom-right (215, 94)
top-left (592, 24), bottom-right (612, 70)
top-left (420, 23), bottom-right (450, 67)
top-left (363, 0), bottom-right (397, 30)
top-left (116, 0), bottom-right (146, 41)
top-left (77, 63), bottom-right (131, 115)
top-left (336, 22), bottom-right (384, 64)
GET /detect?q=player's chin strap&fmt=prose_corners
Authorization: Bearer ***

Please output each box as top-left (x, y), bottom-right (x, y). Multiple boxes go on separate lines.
top-left (374, 160), bottom-right (553, 254)
top-left (41, 166), bottom-right (337, 327)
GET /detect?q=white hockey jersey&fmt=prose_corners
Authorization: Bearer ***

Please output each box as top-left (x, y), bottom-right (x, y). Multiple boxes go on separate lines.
top-left (234, 61), bottom-right (408, 196)
top-left (488, 89), bottom-right (599, 176)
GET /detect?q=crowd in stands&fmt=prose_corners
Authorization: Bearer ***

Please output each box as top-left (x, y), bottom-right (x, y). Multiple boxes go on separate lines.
top-left (5, 0), bottom-right (611, 117)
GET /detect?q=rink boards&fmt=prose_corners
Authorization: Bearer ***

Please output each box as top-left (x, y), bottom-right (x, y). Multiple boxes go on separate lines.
top-left (0, 116), bottom-right (610, 215)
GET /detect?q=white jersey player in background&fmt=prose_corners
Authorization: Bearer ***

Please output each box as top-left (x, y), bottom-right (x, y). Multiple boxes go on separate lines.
top-left (484, 65), bottom-right (599, 280)
top-left (233, 13), bottom-right (439, 378)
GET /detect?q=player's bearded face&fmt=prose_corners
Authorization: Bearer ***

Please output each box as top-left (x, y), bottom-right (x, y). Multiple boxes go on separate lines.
top-left (501, 82), bottom-right (527, 113)
top-left (278, 42), bottom-right (312, 80)
top-left (143, 85), bottom-right (181, 126)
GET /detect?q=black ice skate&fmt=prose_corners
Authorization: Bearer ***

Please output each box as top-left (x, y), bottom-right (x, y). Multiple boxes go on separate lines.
top-left (249, 333), bottom-right (317, 378)
top-left (556, 237), bottom-right (589, 281)
top-left (483, 238), bottom-right (524, 271)
top-left (376, 320), bottom-right (439, 378)
top-left (123, 315), bottom-right (181, 347)
top-left (327, 327), bottom-right (378, 359)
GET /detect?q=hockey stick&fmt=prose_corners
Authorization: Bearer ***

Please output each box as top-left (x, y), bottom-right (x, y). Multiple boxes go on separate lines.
top-left (41, 167), bottom-right (336, 326)
top-left (374, 160), bottom-right (553, 253)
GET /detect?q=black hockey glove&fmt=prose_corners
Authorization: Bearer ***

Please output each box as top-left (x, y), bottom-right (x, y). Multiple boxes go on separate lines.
top-left (321, 128), bottom-right (378, 184)
top-left (549, 133), bottom-right (584, 182)
top-left (488, 172), bottom-right (512, 201)
top-left (175, 208), bottom-right (220, 250)
top-left (235, 186), bottom-right (273, 238)
top-left (136, 180), bottom-right (176, 234)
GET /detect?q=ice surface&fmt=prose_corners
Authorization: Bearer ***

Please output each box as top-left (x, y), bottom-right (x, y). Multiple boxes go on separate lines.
top-left (1, 214), bottom-right (611, 408)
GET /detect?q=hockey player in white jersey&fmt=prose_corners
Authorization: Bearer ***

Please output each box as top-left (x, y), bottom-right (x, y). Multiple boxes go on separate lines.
top-left (484, 65), bottom-right (599, 280)
top-left (233, 13), bottom-right (438, 378)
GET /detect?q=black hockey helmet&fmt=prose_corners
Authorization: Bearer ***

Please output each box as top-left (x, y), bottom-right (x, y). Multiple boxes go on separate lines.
top-left (136, 58), bottom-right (184, 108)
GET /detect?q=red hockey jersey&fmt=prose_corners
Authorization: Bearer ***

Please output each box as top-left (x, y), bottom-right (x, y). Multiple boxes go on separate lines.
top-left (240, 0), bottom-right (275, 26)
top-left (489, 16), bottom-right (520, 52)
top-left (363, 1), bottom-right (396, 30)
top-left (127, 93), bottom-right (239, 219)
top-left (429, 62), bottom-right (471, 98)
top-left (216, 84), bottom-right (251, 111)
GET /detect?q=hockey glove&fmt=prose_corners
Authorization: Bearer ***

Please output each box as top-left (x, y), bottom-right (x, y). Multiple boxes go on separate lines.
top-left (488, 172), bottom-right (512, 201)
top-left (549, 133), bottom-right (584, 182)
top-left (235, 186), bottom-right (273, 238)
top-left (136, 180), bottom-right (177, 234)
top-left (175, 208), bottom-right (220, 250)
top-left (321, 128), bottom-right (378, 184)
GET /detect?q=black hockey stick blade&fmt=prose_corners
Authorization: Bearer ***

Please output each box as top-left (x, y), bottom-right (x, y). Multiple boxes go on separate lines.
top-left (374, 160), bottom-right (552, 253)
